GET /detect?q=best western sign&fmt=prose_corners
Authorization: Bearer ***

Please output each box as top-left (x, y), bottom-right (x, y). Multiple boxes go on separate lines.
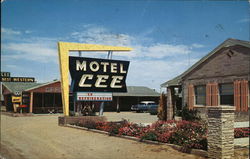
top-left (0, 77), bottom-right (35, 82)
top-left (1, 72), bottom-right (11, 78)
top-left (69, 57), bottom-right (129, 92)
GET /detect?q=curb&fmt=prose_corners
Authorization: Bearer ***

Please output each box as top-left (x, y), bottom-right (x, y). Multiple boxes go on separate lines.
top-left (64, 124), bottom-right (208, 157)
top-left (0, 112), bottom-right (34, 117)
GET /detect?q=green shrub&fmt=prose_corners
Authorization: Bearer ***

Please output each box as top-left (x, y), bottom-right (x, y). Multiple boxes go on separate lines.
top-left (168, 120), bottom-right (207, 151)
top-left (140, 130), bottom-right (158, 141)
top-left (181, 106), bottom-right (201, 121)
top-left (75, 118), bottom-right (208, 151)
top-left (234, 127), bottom-right (250, 138)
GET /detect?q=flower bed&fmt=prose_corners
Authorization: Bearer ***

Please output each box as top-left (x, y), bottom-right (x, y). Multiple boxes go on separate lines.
top-left (72, 119), bottom-right (249, 151)
top-left (234, 127), bottom-right (250, 138)
top-left (73, 119), bottom-right (207, 151)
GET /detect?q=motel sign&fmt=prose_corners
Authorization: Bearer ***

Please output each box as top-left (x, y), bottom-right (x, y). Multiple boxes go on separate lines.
top-left (69, 57), bottom-right (130, 92)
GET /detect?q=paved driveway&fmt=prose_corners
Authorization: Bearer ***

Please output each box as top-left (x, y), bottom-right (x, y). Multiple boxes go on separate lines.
top-left (0, 114), bottom-right (203, 159)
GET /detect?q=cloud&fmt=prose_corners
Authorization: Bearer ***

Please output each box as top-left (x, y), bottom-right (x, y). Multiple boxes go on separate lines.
top-left (1, 28), bottom-right (21, 36)
top-left (70, 25), bottom-right (204, 60)
top-left (4, 64), bottom-right (20, 69)
top-left (24, 30), bottom-right (32, 34)
top-left (2, 42), bottom-right (58, 63)
top-left (191, 43), bottom-right (204, 48)
top-left (2, 27), bottom-right (59, 63)
top-left (126, 58), bottom-right (199, 90)
top-left (70, 25), bottom-right (135, 47)
top-left (67, 25), bottom-right (206, 90)
top-left (2, 26), bottom-right (205, 90)
top-left (237, 18), bottom-right (250, 23)
top-left (144, 44), bottom-right (191, 58)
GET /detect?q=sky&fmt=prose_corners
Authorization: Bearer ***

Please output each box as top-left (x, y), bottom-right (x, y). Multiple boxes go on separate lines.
top-left (1, 0), bottom-right (250, 92)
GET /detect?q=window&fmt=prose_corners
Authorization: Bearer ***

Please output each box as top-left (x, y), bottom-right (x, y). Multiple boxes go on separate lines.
top-left (194, 85), bottom-right (206, 105)
top-left (44, 93), bottom-right (54, 107)
top-left (33, 93), bottom-right (43, 107)
top-left (219, 83), bottom-right (234, 106)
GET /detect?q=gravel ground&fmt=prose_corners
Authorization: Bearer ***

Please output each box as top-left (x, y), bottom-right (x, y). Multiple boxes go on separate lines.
top-left (0, 114), bottom-right (204, 159)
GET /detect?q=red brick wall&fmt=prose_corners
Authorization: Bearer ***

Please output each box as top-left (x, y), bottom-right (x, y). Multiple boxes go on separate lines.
top-left (28, 81), bottom-right (61, 93)
top-left (2, 85), bottom-right (12, 95)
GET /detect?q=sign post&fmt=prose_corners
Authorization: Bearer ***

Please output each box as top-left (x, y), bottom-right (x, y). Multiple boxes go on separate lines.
top-left (0, 72), bottom-right (11, 106)
top-left (58, 42), bottom-right (132, 116)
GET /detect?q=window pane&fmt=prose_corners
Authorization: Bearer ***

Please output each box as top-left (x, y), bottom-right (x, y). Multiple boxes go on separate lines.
top-left (44, 93), bottom-right (54, 107)
top-left (33, 93), bottom-right (43, 107)
top-left (195, 85), bottom-right (206, 105)
top-left (220, 84), bottom-right (233, 95)
top-left (220, 83), bottom-right (234, 105)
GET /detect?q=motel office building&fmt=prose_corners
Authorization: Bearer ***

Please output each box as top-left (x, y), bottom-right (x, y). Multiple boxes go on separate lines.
top-left (2, 80), bottom-right (159, 113)
top-left (161, 39), bottom-right (250, 121)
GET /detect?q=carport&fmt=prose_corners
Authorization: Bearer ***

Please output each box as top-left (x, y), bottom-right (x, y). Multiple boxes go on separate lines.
top-left (105, 86), bottom-right (160, 111)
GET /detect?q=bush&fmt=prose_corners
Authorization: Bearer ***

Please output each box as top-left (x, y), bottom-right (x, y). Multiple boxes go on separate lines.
top-left (151, 120), bottom-right (177, 134)
top-left (74, 118), bottom-right (208, 151)
top-left (140, 130), bottom-right (158, 141)
top-left (157, 131), bottom-right (174, 143)
top-left (234, 127), bottom-right (250, 138)
top-left (118, 123), bottom-right (142, 137)
top-left (168, 120), bottom-right (207, 150)
top-left (96, 120), bottom-right (129, 135)
top-left (108, 122), bottom-right (125, 135)
top-left (181, 106), bottom-right (201, 121)
top-left (157, 93), bottom-right (167, 121)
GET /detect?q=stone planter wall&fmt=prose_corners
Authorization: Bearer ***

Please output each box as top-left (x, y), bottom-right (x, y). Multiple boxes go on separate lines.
top-left (207, 106), bottom-right (235, 159)
top-left (58, 116), bottom-right (107, 126)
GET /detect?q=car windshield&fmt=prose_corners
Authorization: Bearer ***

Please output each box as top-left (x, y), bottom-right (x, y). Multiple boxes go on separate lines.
top-left (139, 102), bottom-right (155, 105)
top-left (148, 103), bottom-right (155, 105)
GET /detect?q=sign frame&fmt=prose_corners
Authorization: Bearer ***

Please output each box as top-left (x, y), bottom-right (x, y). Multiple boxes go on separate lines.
top-left (12, 96), bottom-right (22, 103)
top-left (76, 92), bottom-right (113, 101)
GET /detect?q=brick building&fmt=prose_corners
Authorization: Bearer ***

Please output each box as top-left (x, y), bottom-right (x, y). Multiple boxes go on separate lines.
top-left (2, 80), bottom-right (63, 113)
top-left (161, 38), bottom-right (250, 121)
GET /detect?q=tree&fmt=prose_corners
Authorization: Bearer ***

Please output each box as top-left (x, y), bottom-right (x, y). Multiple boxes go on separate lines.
top-left (157, 93), bottom-right (167, 121)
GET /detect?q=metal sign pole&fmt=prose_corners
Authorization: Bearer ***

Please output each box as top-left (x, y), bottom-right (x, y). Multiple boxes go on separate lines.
top-left (99, 50), bottom-right (113, 116)
top-left (99, 102), bottom-right (104, 116)
top-left (0, 82), bottom-right (2, 107)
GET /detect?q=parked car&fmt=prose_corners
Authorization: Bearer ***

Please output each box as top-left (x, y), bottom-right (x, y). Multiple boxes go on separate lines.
top-left (148, 104), bottom-right (158, 115)
top-left (131, 101), bottom-right (158, 113)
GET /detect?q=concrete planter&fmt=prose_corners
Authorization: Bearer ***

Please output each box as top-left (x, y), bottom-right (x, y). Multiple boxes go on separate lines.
top-left (58, 116), bottom-right (107, 126)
